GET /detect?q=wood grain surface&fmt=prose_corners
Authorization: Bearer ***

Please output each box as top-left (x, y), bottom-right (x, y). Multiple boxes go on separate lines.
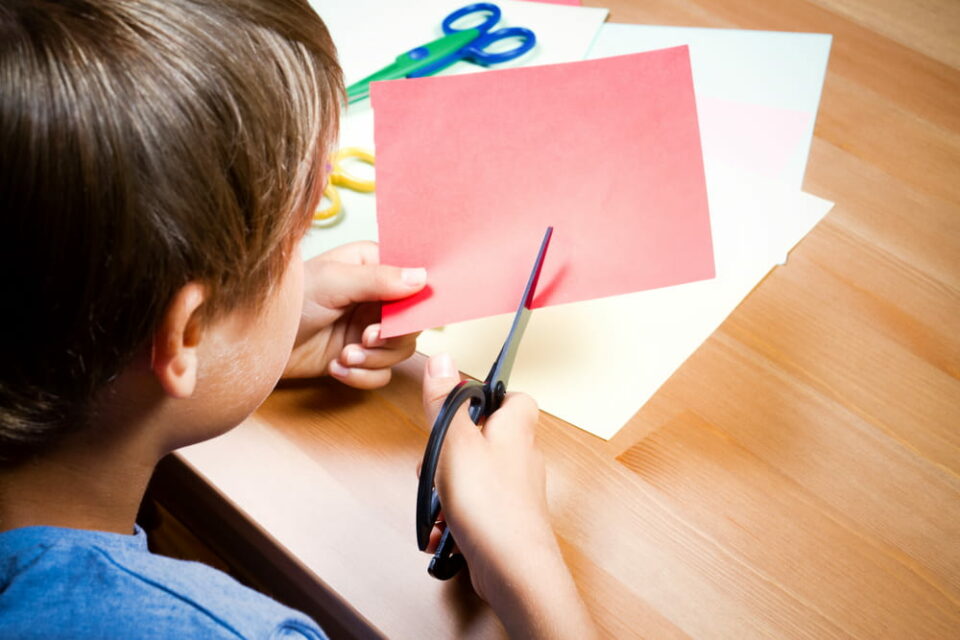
top-left (153, 1), bottom-right (960, 637)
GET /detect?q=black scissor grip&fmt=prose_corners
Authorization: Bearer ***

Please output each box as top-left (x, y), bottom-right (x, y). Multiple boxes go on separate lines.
top-left (428, 530), bottom-right (466, 580)
top-left (416, 380), bottom-right (487, 554)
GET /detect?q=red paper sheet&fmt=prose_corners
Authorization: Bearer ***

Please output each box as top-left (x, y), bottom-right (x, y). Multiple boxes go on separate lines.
top-left (372, 47), bottom-right (714, 337)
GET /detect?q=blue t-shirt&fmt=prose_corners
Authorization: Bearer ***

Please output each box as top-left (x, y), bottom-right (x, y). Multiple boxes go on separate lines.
top-left (0, 525), bottom-right (328, 639)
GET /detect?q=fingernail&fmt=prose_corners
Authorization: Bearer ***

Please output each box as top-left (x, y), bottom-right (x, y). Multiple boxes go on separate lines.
top-left (345, 347), bottom-right (365, 366)
top-left (401, 268), bottom-right (427, 287)
top-left (329, 360), bottom-right (350, 377)
top-left (428, 353), bottom-right (456, 378)
top-left (363, 324), bottom-right (386, 348)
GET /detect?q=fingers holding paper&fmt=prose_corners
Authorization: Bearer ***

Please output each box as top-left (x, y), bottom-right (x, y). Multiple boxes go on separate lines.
top-left (328, 322), bottom-right (419, 389)
top-left (282, 241), bottom-right (425, 385)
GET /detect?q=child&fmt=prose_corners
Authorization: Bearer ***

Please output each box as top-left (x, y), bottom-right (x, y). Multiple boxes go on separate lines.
top-left (0, 1), bottom-right (596, 638)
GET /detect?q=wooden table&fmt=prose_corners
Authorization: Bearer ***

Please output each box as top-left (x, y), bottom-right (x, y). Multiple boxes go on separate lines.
top-left (148, 1), bottom-right (960, 637)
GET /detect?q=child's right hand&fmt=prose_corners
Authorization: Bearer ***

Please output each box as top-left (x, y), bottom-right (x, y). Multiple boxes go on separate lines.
top-left (421, 353), bottom-right (598, 640)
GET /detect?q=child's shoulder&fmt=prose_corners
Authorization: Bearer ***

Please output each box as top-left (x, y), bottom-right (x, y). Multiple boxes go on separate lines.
top-left (0, 525), bottom-right (326, 640)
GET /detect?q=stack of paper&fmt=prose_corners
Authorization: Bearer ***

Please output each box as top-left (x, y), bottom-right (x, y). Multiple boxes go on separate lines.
top-left (303, 1), bottom-right (834, 440)
top-left (302, 0), bottom-right (608, 255)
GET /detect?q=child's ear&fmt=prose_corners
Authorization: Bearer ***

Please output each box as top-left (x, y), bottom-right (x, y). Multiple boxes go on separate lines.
top-left (151, 282), bottom-right (207, 399)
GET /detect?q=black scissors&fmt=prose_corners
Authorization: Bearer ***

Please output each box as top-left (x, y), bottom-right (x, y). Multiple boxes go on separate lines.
top-left (416, 226), bottom-right (553, 580)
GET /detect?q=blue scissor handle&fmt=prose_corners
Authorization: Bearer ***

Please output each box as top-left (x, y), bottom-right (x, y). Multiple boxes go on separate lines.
top-left (442, 2), bottom-right (502, 35)
top-left (407, 3), bottom-right (536, 78)
top-left (465, 26), bottom-right (536, 65)
top-left (442, 3), bottom-right (536, 65)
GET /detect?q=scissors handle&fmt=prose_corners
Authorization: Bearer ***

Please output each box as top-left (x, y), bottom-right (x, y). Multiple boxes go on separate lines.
top-left (314, 184), bottom-right (342, 224)
top-left (440, 3), bottom-right (536, 68)
top-left (429, 529), bottom-right (465, 579)
top-left (463, 27), bottom-right (536, 65)
top-left (442, 3), bottom-right (502, 35)
top-left (314, 148), bottom-right (376, 225)
top-left (416, 380), bottom-right (488, 578)
top-left (330, 147), bottom-right (375, 193)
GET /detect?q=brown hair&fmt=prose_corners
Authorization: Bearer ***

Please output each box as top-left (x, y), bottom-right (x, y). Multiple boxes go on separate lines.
top-left (0, 0), bottom-right (343, 466)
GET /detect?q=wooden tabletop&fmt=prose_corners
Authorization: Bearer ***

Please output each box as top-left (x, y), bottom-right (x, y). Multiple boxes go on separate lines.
top-left (157, 1), bottom-right (960, 638)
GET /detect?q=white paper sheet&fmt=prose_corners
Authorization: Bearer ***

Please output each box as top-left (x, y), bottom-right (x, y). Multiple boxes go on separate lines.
top-left (302, 0), bottom-right (609, 258)
top-left (588, 23), bottom-right (832, 191)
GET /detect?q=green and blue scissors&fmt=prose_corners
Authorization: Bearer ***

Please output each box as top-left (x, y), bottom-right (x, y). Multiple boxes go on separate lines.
top-left (346, 2), bottom-right (537, 104)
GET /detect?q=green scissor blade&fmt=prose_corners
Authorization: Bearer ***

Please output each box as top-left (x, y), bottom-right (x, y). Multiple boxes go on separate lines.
top-left (346, 29), bottom-right (479, 104)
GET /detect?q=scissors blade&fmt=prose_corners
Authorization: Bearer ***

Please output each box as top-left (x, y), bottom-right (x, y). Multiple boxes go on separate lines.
top-left (345, 60), bottom-right (410, 103)
top-left (346, 30), bottom-right (479, 103)
top-left (483, 227), bottom-right (553, 398)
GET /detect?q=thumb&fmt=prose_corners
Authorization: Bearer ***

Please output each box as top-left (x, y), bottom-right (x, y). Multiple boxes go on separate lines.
top-left (422, 353), bottom-right (462, 425)
top-left (309, 260), bottom-right (427, 308)
top-left (422, 353), bottom-right (485, 458)
top-left (419, 353), bottom-right (462, 481)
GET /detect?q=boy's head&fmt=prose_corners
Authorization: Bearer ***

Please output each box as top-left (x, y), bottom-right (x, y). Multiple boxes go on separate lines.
top-left (0, 0), bottom-right (343, 466)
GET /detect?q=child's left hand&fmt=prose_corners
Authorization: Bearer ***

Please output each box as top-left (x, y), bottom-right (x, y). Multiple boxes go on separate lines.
top-left (282, 241), bottom-right (426, 389)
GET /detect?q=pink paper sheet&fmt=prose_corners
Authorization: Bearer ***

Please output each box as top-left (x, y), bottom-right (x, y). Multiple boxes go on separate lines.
top-left (373, 47), bottom-right (714, 337)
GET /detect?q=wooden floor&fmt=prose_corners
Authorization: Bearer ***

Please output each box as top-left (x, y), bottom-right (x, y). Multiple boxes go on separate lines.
top-left (148, 0), bottom-right (960, 638)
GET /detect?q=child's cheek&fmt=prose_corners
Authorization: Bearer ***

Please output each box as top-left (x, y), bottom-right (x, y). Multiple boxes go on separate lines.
top-left (277, 251), bottom-right (305, 354)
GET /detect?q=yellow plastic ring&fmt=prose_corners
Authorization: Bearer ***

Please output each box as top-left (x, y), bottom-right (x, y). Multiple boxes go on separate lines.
top-left (331, 147), bottom-right (376, 192)
top-left (314, 184), bottom-right (342, 221)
